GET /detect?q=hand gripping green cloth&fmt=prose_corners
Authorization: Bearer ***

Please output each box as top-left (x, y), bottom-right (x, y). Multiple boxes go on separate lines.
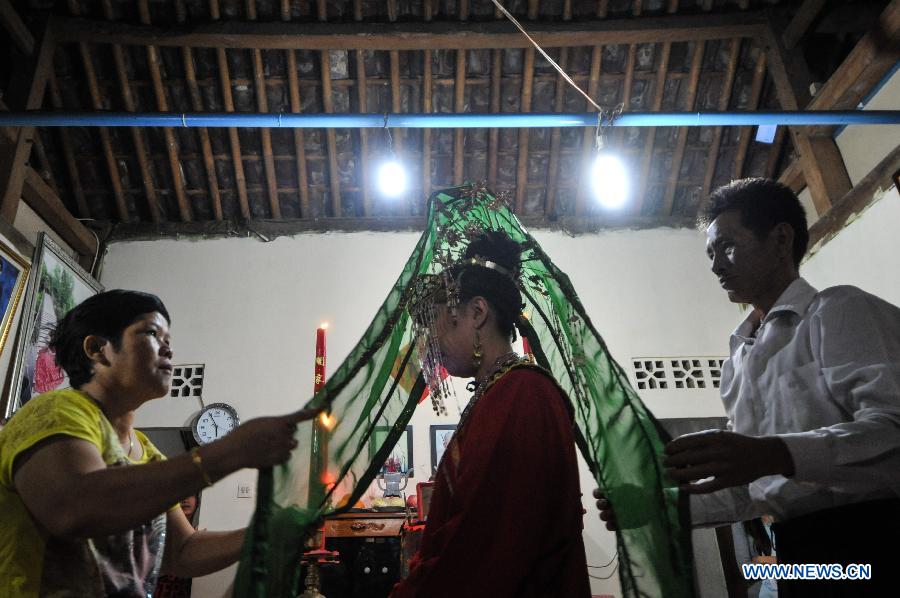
top-left (233, 184), bottom-right (695, 598)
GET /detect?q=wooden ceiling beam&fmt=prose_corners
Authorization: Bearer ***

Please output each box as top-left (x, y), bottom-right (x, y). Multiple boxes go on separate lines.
top-left (778, 152), bottom-right (805, 192)
top-left (320, 50), bottom-right (343, 217)
top-left (0, 0), bottom-right (34, 55)
top-left (808, 143), bottom-right (900, 250)
top-left (661, 40), bottom-right (705, 216)
top-left (700, 37), bottom-right (741, 200)
top-left (52, 14), bottom-right (768, 50)
top-left (247, 1), bottom-right (281, 219)
top-left (545, 47), bottom-right (570, 218)
top-left (355, 49), bottom-right (371, 216)
top-left (0, 16), bottom-right (52, 225)
top-left (765, 26), bottom-right (851, 215)
top-left (515, 48), bottom-right (535, 214)
top-left (21, 168), bottom-right (98, 258)
top-left (635, 41), bottom-right (671, 215)
top-left (782, 0), bottom-right (828, 49)
top-left (102, 0), bottom-right (163, 223)
top-left (285, 5), bottom-right (309, 219)
top-left (211, 0), bottom-right (249, 219)
top-left (389, 49), bottom-right (409, 214)
top-left (805, 0), bottom-right (900, 133)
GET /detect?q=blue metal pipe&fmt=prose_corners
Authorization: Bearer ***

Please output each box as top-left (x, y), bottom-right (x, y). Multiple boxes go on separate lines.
top-left (1, 110), bottom-right (898, 128)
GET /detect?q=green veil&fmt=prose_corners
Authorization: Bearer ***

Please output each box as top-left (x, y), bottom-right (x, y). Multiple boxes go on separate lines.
top-left (233, 184), bottom-right (695, 598)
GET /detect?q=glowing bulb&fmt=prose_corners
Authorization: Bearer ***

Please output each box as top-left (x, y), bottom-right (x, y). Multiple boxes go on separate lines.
top-left (590, 153), bottom-right (628, 209)
top-left (377, 160), bottom-right (407, 197)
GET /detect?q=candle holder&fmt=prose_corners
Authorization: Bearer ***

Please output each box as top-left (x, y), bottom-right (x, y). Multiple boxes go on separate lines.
top-left (298, 525), bottom-right (340, 598)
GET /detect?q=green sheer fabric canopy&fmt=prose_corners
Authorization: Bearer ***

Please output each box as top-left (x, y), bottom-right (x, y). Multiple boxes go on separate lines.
top-left (234, 184), bottom-right (695, 598)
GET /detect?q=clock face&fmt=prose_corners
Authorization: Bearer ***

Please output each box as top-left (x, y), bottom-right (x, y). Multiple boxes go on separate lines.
top-left (193, 403), bottom-right (240, 445)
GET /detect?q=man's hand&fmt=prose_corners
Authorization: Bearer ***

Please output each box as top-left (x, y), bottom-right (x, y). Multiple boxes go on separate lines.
top-left (664, 430), bottom-right (795, 494)
top-left (592, 488), bottom-right (617, 531)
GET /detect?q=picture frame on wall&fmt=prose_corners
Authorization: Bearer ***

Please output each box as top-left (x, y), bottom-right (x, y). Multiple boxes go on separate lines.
top-left (430, 424), bottom-right (457, 474)
top-left (4, 233), bottom-right (103, 419)
top-left (0, 238), bottom-right (30, 359)
top-left (372, 425), bottom-right (414, 475)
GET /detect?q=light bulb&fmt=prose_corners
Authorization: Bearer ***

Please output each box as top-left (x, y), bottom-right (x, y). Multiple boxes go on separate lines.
top-left (377, 159), bottom-right (407, 197)
top-left (590, 153), bottom-right (628, 209)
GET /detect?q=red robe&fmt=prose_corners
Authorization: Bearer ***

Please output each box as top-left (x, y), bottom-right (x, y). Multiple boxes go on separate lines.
top-left (392, 366), bottom-right (591, 598)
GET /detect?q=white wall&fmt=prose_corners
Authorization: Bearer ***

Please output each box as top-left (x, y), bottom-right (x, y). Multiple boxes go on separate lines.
top-left (100, 227), bottom-right (739, 597)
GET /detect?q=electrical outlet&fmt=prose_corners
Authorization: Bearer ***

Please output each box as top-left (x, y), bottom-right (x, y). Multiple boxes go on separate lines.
top-left (237, 482), bottom-right (253, 498)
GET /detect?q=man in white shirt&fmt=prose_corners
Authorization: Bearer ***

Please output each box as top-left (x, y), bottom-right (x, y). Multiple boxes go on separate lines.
top-left (598, 178), bottom-right (900, 597)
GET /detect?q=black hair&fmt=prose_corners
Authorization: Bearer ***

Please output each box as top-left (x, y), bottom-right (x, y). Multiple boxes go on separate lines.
top-left (699, 177), bottom-right (809, 267)
top-left (49, 290), bottom-right (170, 388)
top-left (454, 230), bottom-right (523, 339)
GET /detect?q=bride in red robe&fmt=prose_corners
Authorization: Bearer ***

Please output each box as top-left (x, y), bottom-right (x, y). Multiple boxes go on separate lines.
top-left (392, 231), bottom-right (591, 598)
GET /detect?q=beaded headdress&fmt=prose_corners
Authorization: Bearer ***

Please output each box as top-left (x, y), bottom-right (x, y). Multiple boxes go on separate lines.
top-left (408, 231), bottom-right (523, 415)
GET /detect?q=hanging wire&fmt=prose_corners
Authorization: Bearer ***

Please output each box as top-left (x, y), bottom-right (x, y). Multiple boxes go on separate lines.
top-left (490, 0), bottom-right (603, 112)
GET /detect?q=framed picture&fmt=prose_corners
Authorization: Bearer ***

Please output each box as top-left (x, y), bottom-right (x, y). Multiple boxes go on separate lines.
top-left (372, 425), bottom-right (414, 474)
top-left (430, 424), bottom-right (457, 474)
top-left (4, 233), bottom-right (103, 419)
top-left (0, 238), bottom-right (29, 359)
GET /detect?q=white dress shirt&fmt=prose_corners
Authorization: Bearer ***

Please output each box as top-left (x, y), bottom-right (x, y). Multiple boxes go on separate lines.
top-left (692, 278), bottom-right (900, 526)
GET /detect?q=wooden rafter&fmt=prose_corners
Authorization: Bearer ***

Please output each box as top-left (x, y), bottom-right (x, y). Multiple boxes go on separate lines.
top-left (138, 0), bottom-right (190, 222)
top-left (782, 0), bottom-right (829, 49)
top-left (30, 130), bottom-right (58, 197)
top-left (661, 40), bottom-right (705, 215)
top-left (47, 72), bottom-right (89, 218)
top-left (75, 42), bottom-right (130, 221)
top-left (764, 27), bottom-right (851, 215)
top-left (247, 1), bottom-right (281, 219)
top-left (389, 49), bottom-right (407, 213)
top-left (487, 49), bottom-right (502, 190)
top-left (574, 45), bottom-right (603, 217)
top-left (453, 48), bottom-right (466, 186)
top-left (0, 16), bottom-right (53, 224)
top-left (635, 41), bottom-right (671, 215)
top-left (0, 99), bottom-right (97, 257)
top-left (515, 48), bottom-right (535, 215)
top-left (101, 0), bottom-right (162, 223)
top-left (53, 14), bottom-right (769, 51)
top-left (422, 48), bottom-right (433, 199)
top-left (174, 0), bottom-right (221, 220)
top-left (210, 0), bottom-right (250, 220)
top-left (732, 50), bottom-right (766, 181)
top-left (700, 38), bottom-right (741, 199)
top-left (545, 47), bottom-right (569, 218)
top-left (320, 50), bottom-right (342, 217)
top-left (355, 49), bottom-right (371, 216)
top-left (0, 0), bottom-right (34, 55)
top-left (285, 35), bottom-right (309, 217)
top-left (765, 125), bottom-right (788, 179)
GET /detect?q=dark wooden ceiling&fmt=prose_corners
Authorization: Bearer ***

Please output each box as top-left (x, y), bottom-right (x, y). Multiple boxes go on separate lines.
top-left (0, 0), bottom-right (891, 239)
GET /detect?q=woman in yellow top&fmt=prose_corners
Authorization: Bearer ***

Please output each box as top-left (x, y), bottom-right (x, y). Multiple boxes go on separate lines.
top-left (0, 290), bottom-right (320, 597)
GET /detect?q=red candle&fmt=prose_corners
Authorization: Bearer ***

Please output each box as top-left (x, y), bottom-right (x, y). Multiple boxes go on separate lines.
top-left (309, 323), bottom-right (332, 505)
top-left (314, 323), bottom-right (327, 393)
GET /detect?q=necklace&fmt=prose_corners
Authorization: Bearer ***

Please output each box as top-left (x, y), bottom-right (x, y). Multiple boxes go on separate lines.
top-left (458, 351), bottom-right (526, 432)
